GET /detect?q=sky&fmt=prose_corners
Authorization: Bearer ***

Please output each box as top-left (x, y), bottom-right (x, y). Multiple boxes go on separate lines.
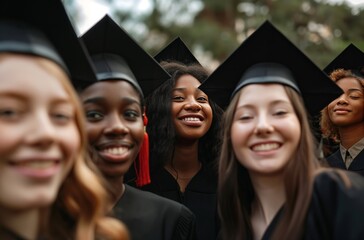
top-left (73, 0), bottom-right (364, 34)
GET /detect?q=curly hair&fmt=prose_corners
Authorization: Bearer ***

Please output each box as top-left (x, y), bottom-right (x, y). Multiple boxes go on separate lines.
top-left (320, 68), bottom-right (364, 142)
top-left (145, 61), bottom-right (223, 170)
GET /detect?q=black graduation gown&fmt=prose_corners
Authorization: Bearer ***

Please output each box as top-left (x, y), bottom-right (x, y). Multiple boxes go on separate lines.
top-left (261, 171), bottom-right (364, 240)
top-left (141, 164), bottom-right (220, 240)
top-left (327, 149), bottom-right (364, 176)
top-left (113, 185), bottom-right (196, 240)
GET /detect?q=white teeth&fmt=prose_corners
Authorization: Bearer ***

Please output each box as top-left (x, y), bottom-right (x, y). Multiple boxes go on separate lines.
top-left (17, 161), bottom-right (55, 169)
top-left (252, 143), bottom-right (279, 151)
top-left (183, 117), bottom-right (201, 122)
top-left (103, 147), bottom-right (128, 155)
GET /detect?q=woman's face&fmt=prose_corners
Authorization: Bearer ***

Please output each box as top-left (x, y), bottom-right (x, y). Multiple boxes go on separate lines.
top-left (80, 80), bottom-right (144, 178)
top-left (327, 77), bottom-right (364, 128)
top-left (231, 84), bottom-right (301, 176)
top-left (171, 74), bottom-right (213, 141)
top-left (0, 54), bottom-right (79, 210)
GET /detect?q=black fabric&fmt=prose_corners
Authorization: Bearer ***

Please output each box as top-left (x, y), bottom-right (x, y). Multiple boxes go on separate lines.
top-left (323, 43), bottom-right (364, 77)
top-left (0, 0), bottom-right (97, 87)
top-left (154, 37), bottom-right (201, 66)
top-left (326, 149), bottom-right (364, 176)
top-left (261, 171), bottom-right (364, 239)
top-left (198, 20), bottom-right (343, 116)
top-left (80, 15), bottom-right (170, 95)
top-left (113, 185), bottom-right (196, 240)
top-left (140, 164), bottom-right (220, 240)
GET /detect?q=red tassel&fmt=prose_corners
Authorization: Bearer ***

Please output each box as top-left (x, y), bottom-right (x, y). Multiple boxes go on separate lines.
top-left (135, 114), bottom-right (151, 187)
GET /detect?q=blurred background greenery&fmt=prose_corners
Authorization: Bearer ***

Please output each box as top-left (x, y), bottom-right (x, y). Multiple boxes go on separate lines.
top-left (64, 0), bottom-right (364, 72)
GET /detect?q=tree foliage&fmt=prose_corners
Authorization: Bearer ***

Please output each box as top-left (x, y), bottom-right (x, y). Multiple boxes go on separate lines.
top-left (67, 0), bottom-right (364, 70)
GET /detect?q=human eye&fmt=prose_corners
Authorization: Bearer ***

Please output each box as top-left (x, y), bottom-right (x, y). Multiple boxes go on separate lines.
top-left (0, 108), bottom-right (21, 121)
top-left (124, 110), bottom-right (141, 120)
top-left (349, 94), bottom-right (362, 100)
top-left (172, 95), bottom-right (184, 102)
top-left (273, 110), bottom-right (288, 116)
top-left (52, 112), bottom-right (73, 125)
top-left (85, 110), bottom-right (104, 122)
top-left (197, 95), bottom-right (208, 103)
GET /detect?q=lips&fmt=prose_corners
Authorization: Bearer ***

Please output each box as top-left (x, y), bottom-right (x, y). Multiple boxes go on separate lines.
top-left (334, 108), bottom-right (351, 113)
top-left (96, 142), bottom-right (133, 163)
top-left (179, 115), bottom-right (204, 127)
top-left (251, 142), bottom-right (281, 152)
top-left (9, 158), bottom-right (61, 179)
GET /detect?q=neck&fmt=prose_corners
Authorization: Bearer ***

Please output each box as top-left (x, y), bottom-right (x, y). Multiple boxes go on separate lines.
top-left (250, 173), bottom-right (286, 225)
top-left (339, 123), bottom-right (364, 149)
top-left (172, 139), bottom-right (199, 169)
top-left (105, 176), bottom-right (125, 205)
top-left (0, 207), bottom-right (40, 240)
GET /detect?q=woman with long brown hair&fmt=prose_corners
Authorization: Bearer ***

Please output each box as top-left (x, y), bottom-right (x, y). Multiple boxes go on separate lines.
top-left (200, 21), bottom-right (364, 240)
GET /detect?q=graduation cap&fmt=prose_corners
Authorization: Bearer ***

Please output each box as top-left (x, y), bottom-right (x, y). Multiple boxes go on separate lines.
top-left (154, 37), bottom-right (201, 66)
top-left (80, 14), bottom-right (170, 97)
top-left (198, 20), bottom-right (343, 117)
top-left (323, 43), bottom-right (364, 78)
top-left (0, 0), bottom-right (97, 85)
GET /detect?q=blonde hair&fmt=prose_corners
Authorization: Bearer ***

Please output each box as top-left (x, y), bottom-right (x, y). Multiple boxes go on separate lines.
top-left (0, 53), bottom-right (129, 240)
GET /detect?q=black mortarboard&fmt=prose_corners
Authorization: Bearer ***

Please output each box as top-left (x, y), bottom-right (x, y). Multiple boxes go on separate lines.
top-left (154, 37), bottom-right (201, 66)
top-left (80, 15), bottom-right (170, 97)
top-left (0, 0), bottom-right (97, 85)
top-left (199, 20), bottom-right (343, 116)
top-left (323, 43), bottom-right (364, 78)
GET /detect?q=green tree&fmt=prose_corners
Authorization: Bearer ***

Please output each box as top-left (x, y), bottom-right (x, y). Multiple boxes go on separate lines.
top-left (66, 0), bottom-right (364, 70)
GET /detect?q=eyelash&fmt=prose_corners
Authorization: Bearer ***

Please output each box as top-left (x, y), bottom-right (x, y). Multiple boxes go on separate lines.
top-left (86, 111), bottom-right (103, 122)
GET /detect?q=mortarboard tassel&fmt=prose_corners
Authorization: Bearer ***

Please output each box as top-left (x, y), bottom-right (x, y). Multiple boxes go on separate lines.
top-left (135, 113), bottom-right (151, 187)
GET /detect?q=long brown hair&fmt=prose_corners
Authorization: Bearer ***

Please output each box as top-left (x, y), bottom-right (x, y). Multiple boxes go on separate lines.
top-left (32, 55), bottom-right (129, 240)
top-left (218, 85), bottom-right (319, 240)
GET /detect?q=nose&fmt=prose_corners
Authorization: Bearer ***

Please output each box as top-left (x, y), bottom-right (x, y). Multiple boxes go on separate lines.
top-left (254, 115), bottom-right (274, 135)
top-left (104, 112), bottom-right (128, 137)
top-left (184, 98), bottom-right (202, 112)
top-left (26, 111), bottom-right (56, 148)
top-left (336, 94), bottom-right (349, 105)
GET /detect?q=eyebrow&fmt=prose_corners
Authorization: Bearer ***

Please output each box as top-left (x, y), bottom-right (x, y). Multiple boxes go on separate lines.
top-left (173, 87), bottom-right (206, 94)
top-left (0, 92), bottom-right (72, 104)
top-left (347, 88), bottom-right (363, 93)
top-left (83, 96), bottom-right (141, 105)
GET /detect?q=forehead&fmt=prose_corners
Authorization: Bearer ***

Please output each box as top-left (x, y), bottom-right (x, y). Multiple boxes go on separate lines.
top-left (80, 80), bottom-right (141, 102)
top-left (237, 83), bottom-right (290, 102)
top-left (174, 74), bottom-right (201, 89)
top-left (0, 54), bottom-right (69, 99)
top-left (336, 77), bottom-right (363, 91)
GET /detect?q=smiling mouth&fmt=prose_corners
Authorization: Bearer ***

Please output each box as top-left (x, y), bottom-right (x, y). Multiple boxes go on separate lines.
top-left (11, 161), bottom-right (58, 169)
top-left (252, 143), bottom-right (280, 151)
top-left (182, 117), bottom-right (202, 122)
top-left (101, 147), bottom-right (129, 155)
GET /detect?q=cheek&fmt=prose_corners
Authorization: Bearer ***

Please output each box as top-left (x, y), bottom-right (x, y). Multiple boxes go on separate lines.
top-left (85, 124), bottom-right (101, 145)
top-left (204, 105), bottom-right (213, 126)
top-left (133, 122), bottom-right (145, 146)
top-left (0, 125), bottom-right (23, 157)
top-left (231, 123), bottom-right (250, 153)
top-left (60, 124), bottom-right (81, 162)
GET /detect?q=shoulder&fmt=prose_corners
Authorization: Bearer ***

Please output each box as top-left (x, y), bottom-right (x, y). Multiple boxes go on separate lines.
top-left (123, 185), bottom-right (195, 217)
top-left (313, 169), bottom-right (364, 204)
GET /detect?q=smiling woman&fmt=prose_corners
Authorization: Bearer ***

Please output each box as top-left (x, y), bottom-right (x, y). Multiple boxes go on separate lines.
top-left (76, 15), bottom-right (197, 240)
top-left (199, 20), bottom-right (364, 240)
top-left (0, 0), bottom-right (128, 239)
